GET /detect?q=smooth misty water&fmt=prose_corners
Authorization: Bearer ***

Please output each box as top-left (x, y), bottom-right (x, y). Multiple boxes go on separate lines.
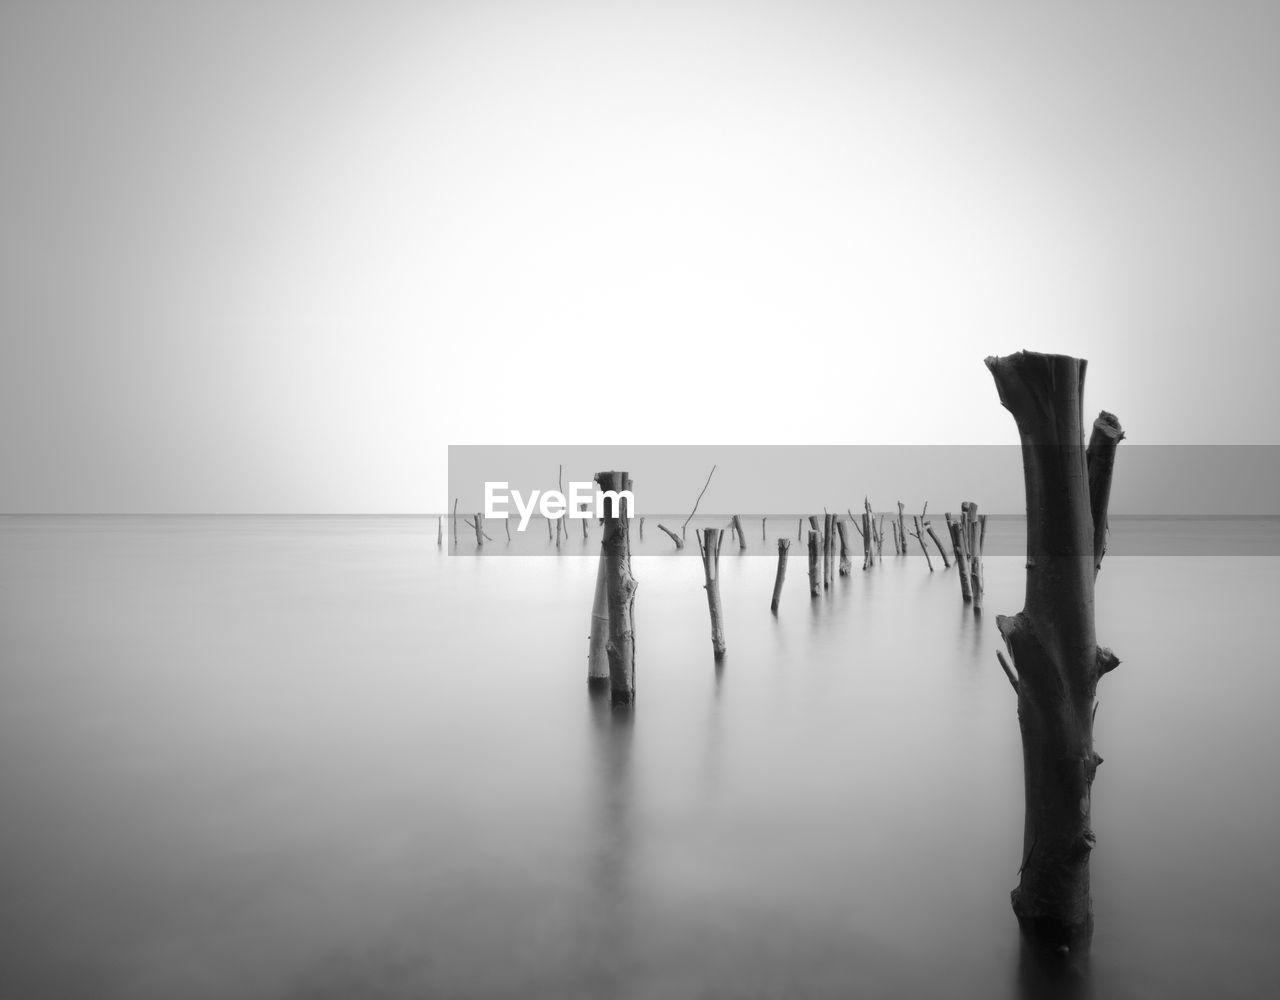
top-left (1, 517), bottom-right (1278, 1000)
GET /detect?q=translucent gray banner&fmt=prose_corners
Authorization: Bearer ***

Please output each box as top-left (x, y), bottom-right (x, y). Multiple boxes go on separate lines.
top-left (444, 445), bottom-right (1280, 556)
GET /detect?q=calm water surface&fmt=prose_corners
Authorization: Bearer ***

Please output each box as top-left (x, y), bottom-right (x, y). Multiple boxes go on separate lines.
top-left (1, 517), bottom-right (1277, 999)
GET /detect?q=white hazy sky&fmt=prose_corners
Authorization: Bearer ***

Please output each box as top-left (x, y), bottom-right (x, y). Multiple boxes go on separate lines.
top-left (2, 0), bottom-right (1277, 512)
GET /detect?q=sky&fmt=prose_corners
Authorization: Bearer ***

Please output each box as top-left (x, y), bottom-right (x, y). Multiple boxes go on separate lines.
top-left (2, 0), bottom-right (1277, 513)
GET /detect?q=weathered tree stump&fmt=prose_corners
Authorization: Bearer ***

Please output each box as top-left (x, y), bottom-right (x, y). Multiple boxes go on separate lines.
top-left (771, 538), bottom-right (790, 613)
top-left (962, 502), bottom-right (986, 610)
top-left (896, 502), bottom-right (907, 557)
top-left (596, 471), bottom-right (638, 705)
top-left (836, 518), bottom-right (852, 576)
top-left (985, 350), bottom-right (1123, 958)
top-left (946, 512), bottom-right (973, 602)
top-left (437, 515), bottom-right (442, 547)
top-left (762, 516), bottom-right (767, 541)
top-left (696, 528), bottom-right (727, 659)
top-left (730, 514), bottom-right (747, 549)
top-left (863, 498), bottom-right (877, 567)
top-left (807, 529), bottom-right (821, 597)
top-left (797, 518), bottom-right (803, 541)
top-left (587, 546), bottom-right (610, 692)
top-left (639, 516), bottom-right (645, 540)
top-left (474, 513), bottom-right (485, 547)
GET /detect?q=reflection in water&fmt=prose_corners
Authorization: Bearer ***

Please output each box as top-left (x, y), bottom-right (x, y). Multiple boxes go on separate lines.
top-left (582, 693), bottom-right (635, 997)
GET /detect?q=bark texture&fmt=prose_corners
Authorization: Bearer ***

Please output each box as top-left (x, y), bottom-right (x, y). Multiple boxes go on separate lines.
top-left (597, 471), bottom-right (638, 705)
top-left (697, 528), bottom-right (727, 658)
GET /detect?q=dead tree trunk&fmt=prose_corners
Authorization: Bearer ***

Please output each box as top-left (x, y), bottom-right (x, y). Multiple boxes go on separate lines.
top-left (730, 514), bottom-right (747, 549)
top-left (891, 520), bottom-right (901, 555)
top-left (797, 518), bottom-right (803, 541)
top-left (985, 351), bottom-right (1123, 957)
top-left (597, 471), bottom-right (638, 705)
top-left (862, 512), bottom-right (873, 569)
top-left (639, 517), bottom-right (644, 540)
top-left (836, 518), bottom-right (852, 576)
top-left (762, 516), bottom-right (767, 541)
top-left (946, 513), bottom-right (972, 602)
top-left (588, 547), bottom-right (610, 692)
top-left (875, 513), bottom-right (885, 560)
top-left (862, 499), bottom-right (877, 567)
top-left (452, 498), bottom-right (458, 545)
top-left (771, 538), bottom-right (790, 613)
top-left (474, 513), bottom-right (485, 547)
top-left (697, 528), bottom-right (726, 659)
top-left (437, 515), bottom-right (442, 546)
top-left (505, 517), bottom-right (512, 542)
top-left (656, 523), bottom-right (684, 549)
top-left (896, 502), bottom-right (907, 556)
top-left (807, 529), bottom-right (821, 597)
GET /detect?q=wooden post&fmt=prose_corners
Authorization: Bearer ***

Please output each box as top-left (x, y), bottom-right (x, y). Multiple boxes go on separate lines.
top-left (946, 512), bottom-right (972, 602)
top-left (797, 518), bottom-right (803, 541)
top-left (963, 502), bottom-right (986, 611)
top-left (656, 523), bottom-right (684, 549)
top-left (762, 516), bottom-right (767, 541)
top-left (836, 518), bottom-right (852, 575)
top-left (771, 538), bottom-right (790, 614)
top-left (596, 471), bottom-right (637, 705)
top-left (807, 529), bottom-right (821, 597)
top-left (587, 546), bottom-right (610, 692)
top-left (863, 498), bottom-right (877, 567)
top-left (639, 516), bottom-right (645, 540)
top-left (823, 513), bottom-right (835, 588)
top-left (437, 515), bottom-right (442, 546)
top-left (730, 514), bottom-right (747, 549)
top-left (896, 501), bottom-right (907, 557)
top-left (474, 513), bottom-right (484, 547)
top-left (985, 350), bottom-right (1123, 957)
top-left (696, 528), bottom-right (726, 659)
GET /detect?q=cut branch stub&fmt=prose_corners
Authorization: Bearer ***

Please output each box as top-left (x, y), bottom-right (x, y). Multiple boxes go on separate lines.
top-left (1086, 411), bottom-right (1125, 578)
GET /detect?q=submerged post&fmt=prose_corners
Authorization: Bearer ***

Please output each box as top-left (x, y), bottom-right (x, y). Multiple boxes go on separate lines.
top-left (596, 471), bottom-right (637, 705)
top-left (730, 514), bottom-right (747, 549)
top-left (474, 513), bottom-right (485, 547)
top-left (963, 502), bottom-right (986, 611)
top-left (771, 537), bottom-right (790, 613)
top-left (696, 528), bottom-right (727, 659)
top-left (587, 547), bottom-right (610, 692)
top-left (823, 513), bottom-right (835, 588)
top-left (985, 350), bottom-right (1123, 958)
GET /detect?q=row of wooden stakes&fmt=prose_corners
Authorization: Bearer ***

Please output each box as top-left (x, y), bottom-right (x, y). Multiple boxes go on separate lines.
top-left (583, 483), bottom-right (988, 705)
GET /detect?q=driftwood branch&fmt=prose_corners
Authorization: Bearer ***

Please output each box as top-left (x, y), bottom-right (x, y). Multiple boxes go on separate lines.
top-left (681, 464), bottom-right (717, 534)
